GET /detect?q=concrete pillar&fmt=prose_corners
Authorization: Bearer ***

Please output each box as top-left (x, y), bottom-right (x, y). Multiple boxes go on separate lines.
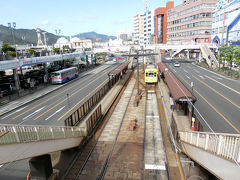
top-left (13, 69), bottom-right (20, 91)
top-left (29, 154), bottom-right (53, 180)
top-left (91, 54), bottom-right (93, 64)
top-left (187, 50), bottom-right (190, 59)
top-left (86, 55), bottom-right (89, 67)
top-left (43, 63), bottom-right (49, 83)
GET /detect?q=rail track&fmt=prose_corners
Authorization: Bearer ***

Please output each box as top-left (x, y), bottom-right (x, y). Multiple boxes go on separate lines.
top-left (63, 71), bottom-right (135, 180)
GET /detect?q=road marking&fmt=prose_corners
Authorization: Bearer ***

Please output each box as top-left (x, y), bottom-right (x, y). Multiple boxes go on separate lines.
top-left (145, 164), bottom-right (166, 170)
top-left (34, 70), bottom-right (112, 120)
top-left (57, 79), bottom-right (108, 121)
top-left (186, 75), bottom-right (191, 79)
top-left (193, 75), bottom-right (240, 109)
top-left (194, 69), bottom-right (199, 73)
top-left (12, 65), bottom-right (116, 120)
top-left (173, 69), bottom-right (176, 72)
top-left (45, 106), bottom-right (65, 120)
top-left (146, 115), bottom-right (159, 118)
top-left (1, 106), bottom-right (28, 119)
top-left (199, 76), bottom-right (205, 79)
top-left (179, 75), bottom-right (240, 133)
top-left (212, 75), bottom-right (222, 80)
top-left (205, 76), bottom-right (240, 95)
top-left (184, 70), bottom-right (188, 73)
top-left (22, 106), bottom-right (45, 120)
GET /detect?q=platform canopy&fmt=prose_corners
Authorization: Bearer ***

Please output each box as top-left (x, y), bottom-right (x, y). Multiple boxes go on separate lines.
top-left (158, 62), bottom-right (196, 103)
top-left (109, 61), bottom-right (130, 76)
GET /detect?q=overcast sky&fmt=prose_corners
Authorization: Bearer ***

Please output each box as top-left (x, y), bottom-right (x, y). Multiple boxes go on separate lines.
top-left (0, 0), bottom-right (181, 36)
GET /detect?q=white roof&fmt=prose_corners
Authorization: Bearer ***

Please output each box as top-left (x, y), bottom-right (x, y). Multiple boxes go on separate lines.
top-left (56, 37), bottom-right (69, 44)
top-left (70, 37), bottom-right (81, 43)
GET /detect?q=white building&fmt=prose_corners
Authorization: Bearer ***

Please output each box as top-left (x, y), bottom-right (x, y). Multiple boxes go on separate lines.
top-left (133, 14), bottom-right (144, 45)
top-left (144, 9), bottom-right (155, 45)
top-left (211, 0), bottom-right (240, 46)
top-left (54, 37), bottom-right (92, 52)
top-left (117, 30), bottom-right (133, 45)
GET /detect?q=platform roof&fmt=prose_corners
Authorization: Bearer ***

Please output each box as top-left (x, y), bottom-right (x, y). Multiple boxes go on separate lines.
top-left (158, 62), bottom-right (196, 102)
top-left (109, 61), bottom-right (129, 76)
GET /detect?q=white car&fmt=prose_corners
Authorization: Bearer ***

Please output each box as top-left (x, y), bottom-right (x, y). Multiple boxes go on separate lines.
top-left (174, 62), bottom-right (180, 67)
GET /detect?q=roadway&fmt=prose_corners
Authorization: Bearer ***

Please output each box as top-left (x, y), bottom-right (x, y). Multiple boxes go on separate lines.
top-left (164, 58), bottom-right (240, 134)
top-left (0, 61), bottom-right (119, 127)
top-left (0, 61), bottom-right (121, 179)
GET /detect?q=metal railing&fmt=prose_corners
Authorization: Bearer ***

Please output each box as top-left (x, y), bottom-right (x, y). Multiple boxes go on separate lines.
top-left (0, 124), bottom-right (85, 145)
top-left (179, 131), bottom-right (240, 164)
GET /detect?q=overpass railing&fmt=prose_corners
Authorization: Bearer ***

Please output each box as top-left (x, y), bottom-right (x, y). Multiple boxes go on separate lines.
top-left (0, 124), bottom-right (86, 144)
top-left (179, 131), bottom-right (240, 164)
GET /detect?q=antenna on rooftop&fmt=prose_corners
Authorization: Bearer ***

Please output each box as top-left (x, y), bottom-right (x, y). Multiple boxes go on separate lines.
top-left (144, 0), bottom-right (148, 13)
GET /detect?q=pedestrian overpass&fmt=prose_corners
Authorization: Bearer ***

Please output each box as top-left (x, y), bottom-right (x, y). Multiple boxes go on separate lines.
top-left (0, 123), bottom-right (239, 179)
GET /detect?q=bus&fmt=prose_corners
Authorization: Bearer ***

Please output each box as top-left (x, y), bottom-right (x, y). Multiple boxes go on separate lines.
top-left (50, 67), bottom-right (78, 84)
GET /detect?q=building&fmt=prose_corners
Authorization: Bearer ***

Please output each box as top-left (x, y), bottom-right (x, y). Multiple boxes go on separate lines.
top-left (154, 2), bottom-right (174, 44)
top-left (211, 0), bottom-right (240, 46)
top-left (133, 14), bottom-right (144, 45)
top-left (144, 9), bottom-right (155, 44)
top-left (167, 0), bottom-right (217, 44)
top-left (117, 30), bottom-right (133, 45)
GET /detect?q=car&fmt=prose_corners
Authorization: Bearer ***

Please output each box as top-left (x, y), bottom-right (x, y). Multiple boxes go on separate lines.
top-left (174, 62), bottom-right (180, 67)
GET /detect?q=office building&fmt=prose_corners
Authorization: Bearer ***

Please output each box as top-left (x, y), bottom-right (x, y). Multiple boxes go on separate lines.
top-left (167, 0), bottom-right (217, 44)
top-left (133, 14), bottom-right (144, 45)
top-left (144, 9), bottom-right (155, 44)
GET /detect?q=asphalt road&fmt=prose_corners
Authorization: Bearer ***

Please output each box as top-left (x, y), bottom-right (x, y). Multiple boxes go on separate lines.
top-left (0, 61), bottom-right (121, 179)
top-left (165, 58), bottom-right (240, 134)
top-left (0, 62), bottom-right (119, 127)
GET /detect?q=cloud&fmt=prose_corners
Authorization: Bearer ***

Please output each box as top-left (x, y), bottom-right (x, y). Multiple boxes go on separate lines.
top-left (41, 20), bottom-right (49, 25)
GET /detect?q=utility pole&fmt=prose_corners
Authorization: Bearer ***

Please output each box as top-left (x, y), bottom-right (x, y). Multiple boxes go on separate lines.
top-left (122, 51), bottom-right (158, 96)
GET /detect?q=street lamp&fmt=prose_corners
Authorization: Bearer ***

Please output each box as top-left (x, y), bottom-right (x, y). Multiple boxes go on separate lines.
top-left (55, 29), bottom-right (61, 54)
top-left (8, 22), bottom-right (18, 59)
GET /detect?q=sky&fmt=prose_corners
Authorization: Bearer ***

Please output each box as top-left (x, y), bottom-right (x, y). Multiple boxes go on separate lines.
top-left (0, 0), bottom-right (182, 36)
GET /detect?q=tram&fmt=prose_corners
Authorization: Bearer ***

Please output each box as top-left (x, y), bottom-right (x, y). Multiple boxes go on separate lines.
top-left (144, 64), bottom-right (158, 85)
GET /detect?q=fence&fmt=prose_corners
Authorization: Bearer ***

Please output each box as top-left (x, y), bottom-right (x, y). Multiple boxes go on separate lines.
top-left (0, 124), bottom-right (85, 145)
top-left (179, 131), bottom-right (240, 163)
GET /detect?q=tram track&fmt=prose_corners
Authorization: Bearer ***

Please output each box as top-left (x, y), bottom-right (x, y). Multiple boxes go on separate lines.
top-left (63, 70), bottom-right (134, 180)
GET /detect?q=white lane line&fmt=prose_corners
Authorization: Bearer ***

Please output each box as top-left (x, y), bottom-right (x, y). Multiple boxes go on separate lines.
top-left (205, 76), bottom-right (240, 95)
top-left (145, 164), bottom-right (166, 170)
top-left (22, 106), bottom-right (45, 120)
top-left (173, 69), bottom-right (176, 72)
top-left (186, 75), bottom-right (191, 79)
top-left (194, 69), bottom-right (200, 73)
top-left (212, 75), bottom-right (222, 80)
top-left (146, 115), bottom-right (159, 118)
top-left (0, 164), bottom-right (3, 168)
top-left (199, 75), bottom-right (205, 79)
top-left (184, 69), bottom-right (188, 73)
top-left (45, 106), bottom-right (65, 120)
top-left (1, 106), bottom-right (28, 119)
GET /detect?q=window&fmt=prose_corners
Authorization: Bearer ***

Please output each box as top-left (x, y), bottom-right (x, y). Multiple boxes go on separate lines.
top-left (220, 13), bottom-right (224, 21)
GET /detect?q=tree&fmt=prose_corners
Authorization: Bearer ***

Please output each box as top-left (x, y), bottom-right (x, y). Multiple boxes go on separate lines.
top-left (53, 48), bottom-right (60, 54)
top-left (1, 43), bottom-right (16, 58)
top-left (217, 45), bottom-right (227, 68)
top-left (27, 49), bottom-right (36, 57)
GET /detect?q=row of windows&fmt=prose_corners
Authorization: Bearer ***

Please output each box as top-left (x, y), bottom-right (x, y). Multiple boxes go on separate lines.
top-left (213, 12), bottom-right (229, 23)
top-left (167, 21), bottom-right (212, 31)
top-left (168, 3), bottom-right (215, 19)
top-left (167, 29), bottom-right (211, 38)
top-left (167, 13), bottom-right (212, 26)
top-left (212, 26), bottom-right (227, 34)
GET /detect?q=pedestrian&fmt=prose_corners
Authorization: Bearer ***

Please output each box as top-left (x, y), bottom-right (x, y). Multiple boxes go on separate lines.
top-left (169, 94), bottom-right (174, 112)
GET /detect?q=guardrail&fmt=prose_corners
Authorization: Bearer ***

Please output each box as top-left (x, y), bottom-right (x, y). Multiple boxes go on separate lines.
top-left (179, 131), bottom-right (240, 163)
top-left (0, 124), bottom-right (85, 144)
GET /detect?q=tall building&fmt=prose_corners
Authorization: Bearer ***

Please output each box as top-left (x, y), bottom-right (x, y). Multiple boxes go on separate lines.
top-left (211, 0), bottom-right (240, 46)
top-left (133, 14), bottom-right (144, 45)
top-left (154, 1), bottom-right (174, 44)
top-left (167, 0), bottom-right (217, 44)
top-left (144, 9), bottom-right (155, 44)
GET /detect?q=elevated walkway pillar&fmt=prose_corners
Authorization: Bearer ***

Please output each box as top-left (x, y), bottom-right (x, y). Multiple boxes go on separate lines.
top-left (29, 154), bottom-right (53, 180)
top-left (13, 68), bottom-right (21, 91)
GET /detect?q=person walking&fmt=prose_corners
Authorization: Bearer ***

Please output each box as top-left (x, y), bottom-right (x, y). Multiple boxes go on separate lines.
top-left (170, 94), bottom-right (174, 112)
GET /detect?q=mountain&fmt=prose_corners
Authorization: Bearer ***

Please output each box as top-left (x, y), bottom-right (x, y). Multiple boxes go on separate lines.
top-left (74, 31), bottom-right (116, 42)
top-left (0, 25), bottom-right (58, 46)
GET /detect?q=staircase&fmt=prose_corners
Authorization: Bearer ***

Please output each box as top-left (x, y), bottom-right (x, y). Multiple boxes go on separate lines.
top-left (200, 44), bottom-right (219, 69)
top-left (179, 131), bottom-right (240, 180)
top-left (0, 124), bottom-right (86, 164)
